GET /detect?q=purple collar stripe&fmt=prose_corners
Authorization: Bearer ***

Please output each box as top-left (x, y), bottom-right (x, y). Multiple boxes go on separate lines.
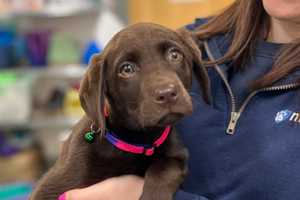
top-left (104, 126), bottom-right (171, 156)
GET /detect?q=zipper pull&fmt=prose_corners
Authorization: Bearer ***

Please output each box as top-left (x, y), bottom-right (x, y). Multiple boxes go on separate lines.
top-left (227, 112), bottom-right (241, 135)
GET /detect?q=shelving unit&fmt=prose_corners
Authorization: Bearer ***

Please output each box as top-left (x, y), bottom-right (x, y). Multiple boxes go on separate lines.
top-left (0, 0), bottom-right (101, 19)
top-left (0, 0), bottom-right (128, 191)
top-left (0, 65), bottom-right (86, 130)
top-left (0, 65), bottom-right (87, 79)
top-left (0, 116), bottom-right (81, 130)
top-left (2, 7), bottom-right (100, 19)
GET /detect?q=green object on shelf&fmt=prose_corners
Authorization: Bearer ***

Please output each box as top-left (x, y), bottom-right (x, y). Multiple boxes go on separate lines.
top-left (48, 32), bottom-right (80, 65)
top-left (0, 183), bottom-right (32, 199)
top-left (0, 72), bottom-right (17, 87)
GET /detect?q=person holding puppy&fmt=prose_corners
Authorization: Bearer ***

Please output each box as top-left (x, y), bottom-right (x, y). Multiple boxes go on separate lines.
top-left (59, 0), bottom-right (300, 199)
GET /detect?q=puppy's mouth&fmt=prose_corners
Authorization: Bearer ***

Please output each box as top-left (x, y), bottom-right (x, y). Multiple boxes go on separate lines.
top-left (157, 113), bottom-right (185, 126)
top-left (150, 102), bottom-right (193, 127)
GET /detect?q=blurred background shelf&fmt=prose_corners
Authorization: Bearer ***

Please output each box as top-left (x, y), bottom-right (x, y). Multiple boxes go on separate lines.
top-left (31, 116), bottom-right (80, 129)
top-left (0, 117), bottom-right (81, 130)
top-left (0, 65), bottom-right (85, 132)
top-left (33, 65), bottom-right (87, 79)
top-left (0, 7), bottom-right (100, 19)
top-left (0, 65), bottom-right (87, 79)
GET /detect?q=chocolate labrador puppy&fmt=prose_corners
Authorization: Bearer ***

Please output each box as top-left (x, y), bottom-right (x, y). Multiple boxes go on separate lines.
top-left (31, 23), bottom-right (210, 200)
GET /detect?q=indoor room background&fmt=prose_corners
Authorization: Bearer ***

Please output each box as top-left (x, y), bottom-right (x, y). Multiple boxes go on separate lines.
top-left (0, 0), bottom-right (232, 199)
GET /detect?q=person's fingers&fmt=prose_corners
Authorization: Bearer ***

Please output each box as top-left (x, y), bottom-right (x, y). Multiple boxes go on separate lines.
top-left (58, 183), bottom-right (106, 200)
top-left (57, 175), bottom-right (144, 200)
top-left (59, 189), bottom-right (97, 200)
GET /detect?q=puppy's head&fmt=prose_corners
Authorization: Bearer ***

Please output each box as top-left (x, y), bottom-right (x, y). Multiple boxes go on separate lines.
top-left (79, 23), bottom-right (210, 133)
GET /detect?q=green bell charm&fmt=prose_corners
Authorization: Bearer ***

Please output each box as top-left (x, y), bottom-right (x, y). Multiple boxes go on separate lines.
top-left (84, 131), bottom-right (95, 143)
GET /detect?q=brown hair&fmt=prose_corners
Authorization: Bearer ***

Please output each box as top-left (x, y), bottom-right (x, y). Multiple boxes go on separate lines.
top-left (196, 0), bottom-right (300, 88)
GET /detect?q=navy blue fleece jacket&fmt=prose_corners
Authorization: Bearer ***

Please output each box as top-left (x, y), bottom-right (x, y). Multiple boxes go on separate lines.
top-left (174, 19), bottom-right (300, 200)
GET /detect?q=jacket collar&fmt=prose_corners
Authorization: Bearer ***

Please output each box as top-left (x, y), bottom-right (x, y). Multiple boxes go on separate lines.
top-left (205, 37), bottom-right (300, 87)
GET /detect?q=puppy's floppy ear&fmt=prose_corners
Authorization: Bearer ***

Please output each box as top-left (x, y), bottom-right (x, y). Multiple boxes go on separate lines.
top-left (176, 28), bottom-right (211, 104)
top-left (79, 54), bottom-right (106, 134)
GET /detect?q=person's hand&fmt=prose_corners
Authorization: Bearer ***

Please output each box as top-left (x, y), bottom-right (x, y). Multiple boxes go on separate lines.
top-left (58, 175), bottom-right (144, 200)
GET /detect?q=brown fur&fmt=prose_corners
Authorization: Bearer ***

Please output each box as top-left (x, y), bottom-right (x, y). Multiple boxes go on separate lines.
top-left (30, 23), bottom-right (210, 200)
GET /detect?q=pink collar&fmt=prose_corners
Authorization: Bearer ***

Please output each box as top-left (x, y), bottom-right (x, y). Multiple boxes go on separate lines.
top-left (104, 126), bottom-right (172, 156)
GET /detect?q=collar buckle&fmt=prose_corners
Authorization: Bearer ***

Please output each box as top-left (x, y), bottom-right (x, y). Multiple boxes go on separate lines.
top-left (143, 147), bottom-right (155, 156)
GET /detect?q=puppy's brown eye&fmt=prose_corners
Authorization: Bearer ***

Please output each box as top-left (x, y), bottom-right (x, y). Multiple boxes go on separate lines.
top-left (167, 48), bottom-right (183, 63)
top-left (119, 62), bottom-right (136, 78)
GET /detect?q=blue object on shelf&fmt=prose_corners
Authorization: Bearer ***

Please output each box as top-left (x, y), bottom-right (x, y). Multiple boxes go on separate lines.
top-left (0, 30), bottom-right (15, 68)
top-left (82, 41), bottom-right (102, 65)
top-left (13, 36), bottom-right (27, 65)
top-left (0, 45), bottom-right (14, 68)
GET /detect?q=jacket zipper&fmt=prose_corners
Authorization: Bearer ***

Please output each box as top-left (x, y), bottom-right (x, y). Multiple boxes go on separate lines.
top-left (204, 42), bottom-right (300, 135)
top-left (226, 83), bottom-right (299, 135)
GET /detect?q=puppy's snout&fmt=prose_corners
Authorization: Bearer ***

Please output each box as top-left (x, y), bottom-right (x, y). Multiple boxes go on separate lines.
top-left (154, 83), bottom-right (179, 105)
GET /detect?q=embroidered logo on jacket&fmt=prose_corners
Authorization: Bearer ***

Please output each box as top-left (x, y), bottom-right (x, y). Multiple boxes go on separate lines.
top-left (275, 110), bottom-right (299, 123)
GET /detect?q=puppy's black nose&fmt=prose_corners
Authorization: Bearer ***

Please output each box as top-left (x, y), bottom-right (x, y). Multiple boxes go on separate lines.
top-left (154, 84), bottom-right (179, 105)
